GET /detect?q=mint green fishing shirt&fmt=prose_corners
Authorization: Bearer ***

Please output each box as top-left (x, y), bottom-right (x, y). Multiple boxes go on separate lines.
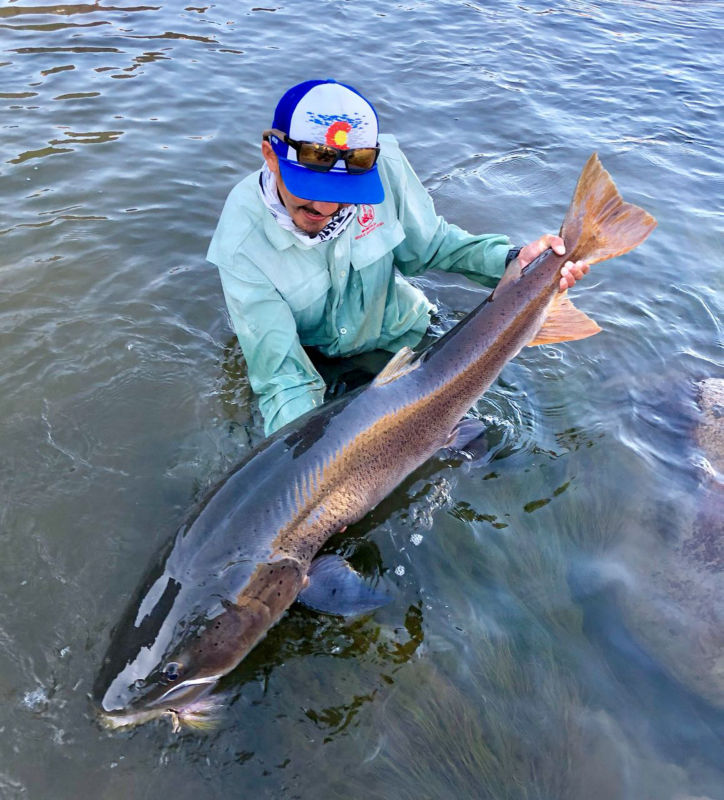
top-left (207, 134), bottom-right (511, 436)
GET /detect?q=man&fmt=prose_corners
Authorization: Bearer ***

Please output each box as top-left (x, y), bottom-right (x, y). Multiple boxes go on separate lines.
top-left (208, 79), bottom-right (588, 436)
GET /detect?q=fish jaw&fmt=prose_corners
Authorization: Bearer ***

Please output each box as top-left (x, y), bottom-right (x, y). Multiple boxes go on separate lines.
top-left (98, 674), bottom-right (222, 732)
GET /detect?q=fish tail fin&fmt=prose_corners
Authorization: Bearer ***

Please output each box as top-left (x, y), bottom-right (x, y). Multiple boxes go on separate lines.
top-left (527, 154), bottom-right (656, 348)
top-left (560, 153), bottom-right (657, 266)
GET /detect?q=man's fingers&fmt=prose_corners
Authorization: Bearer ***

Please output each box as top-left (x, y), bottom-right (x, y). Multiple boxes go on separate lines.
top-left (538, 234), bottom-right (565, 256)
top-left (559, 268), bottom-right (575, 292)
top-left (520, 234), bottom-right (566, 267)
top-left (551, 236), bottom-right (566, 256)
top-left (558, 260), bottom-right (591, 292)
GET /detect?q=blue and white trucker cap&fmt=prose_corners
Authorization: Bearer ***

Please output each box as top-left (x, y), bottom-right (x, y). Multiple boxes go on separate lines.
top-left (268, 79), bottom-right (384, 205)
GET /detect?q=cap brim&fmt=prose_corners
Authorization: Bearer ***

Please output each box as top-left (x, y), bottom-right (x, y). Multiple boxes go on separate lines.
top-left (278, 158), bottom-right (384, 205)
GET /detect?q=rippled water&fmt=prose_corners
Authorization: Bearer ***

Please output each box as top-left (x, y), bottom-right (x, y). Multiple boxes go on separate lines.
top-left (1, 1), bottom-right (722, 798)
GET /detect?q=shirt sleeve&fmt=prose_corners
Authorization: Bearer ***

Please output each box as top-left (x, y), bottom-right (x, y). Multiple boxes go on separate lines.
top-left (216, 258), bottom-right (326, 436)
top-left (388, 146), bottom-right (511, 289)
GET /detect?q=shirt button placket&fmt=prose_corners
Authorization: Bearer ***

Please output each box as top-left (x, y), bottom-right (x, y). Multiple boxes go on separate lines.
top-left (333, 237), bottom-right (350, 340)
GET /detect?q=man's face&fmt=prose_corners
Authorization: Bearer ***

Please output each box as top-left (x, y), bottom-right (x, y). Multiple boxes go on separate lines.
top-left (262, 141), bottom-right (350, 235)
top-left (275, 176), bottom-right (349, 234)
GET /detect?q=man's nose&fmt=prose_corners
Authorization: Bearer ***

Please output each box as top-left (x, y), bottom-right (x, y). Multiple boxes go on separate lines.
top-left (308, 201), bottom-right (341, 216)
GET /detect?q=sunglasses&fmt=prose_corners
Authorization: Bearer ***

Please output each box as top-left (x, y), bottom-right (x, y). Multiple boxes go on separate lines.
top-left (263, 128), bottom-right (380, 175)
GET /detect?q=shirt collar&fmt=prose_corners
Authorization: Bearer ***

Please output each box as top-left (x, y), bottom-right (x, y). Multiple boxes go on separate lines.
top-left (261, 201), bottom-right (301, 251)
top-left (256, 177), bottom-right (306, 251)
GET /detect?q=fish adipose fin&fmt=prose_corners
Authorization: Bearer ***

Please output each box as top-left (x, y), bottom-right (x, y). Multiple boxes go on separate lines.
top-left (494, 256), bottom-right (524, 294)
top-left (560, 152), bottom-right (657, 267)
top-left (527, 290), bottom-right (601, 346)
top-left (297, 554), bottom-right (390, 616)
top-left (373, 346), bottom-right (419, 386)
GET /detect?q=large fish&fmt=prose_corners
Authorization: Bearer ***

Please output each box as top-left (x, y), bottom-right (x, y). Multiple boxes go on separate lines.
top-left (95, 154), bottom-right (656, 731)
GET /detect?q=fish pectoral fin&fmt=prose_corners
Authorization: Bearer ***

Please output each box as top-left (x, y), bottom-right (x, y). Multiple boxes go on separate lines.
top-left (444, 418), bottom-right (489, 452)
top-left (297, 555), bottom-right (390, 617)
top-left (372, 346), bottom-right (420, 386)
top-left (527, 290), bottom-right (602, 347)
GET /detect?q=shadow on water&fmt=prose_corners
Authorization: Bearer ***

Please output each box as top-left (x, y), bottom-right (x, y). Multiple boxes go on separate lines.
top-left (218, 602), bottom-right (425, 741)
top-left (569, 569), bottom-right (724, 771)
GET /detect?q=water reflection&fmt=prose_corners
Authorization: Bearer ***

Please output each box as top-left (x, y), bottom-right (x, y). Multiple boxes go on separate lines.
top-left (0, 4), bottom-right (160, 20)
top-left (10, 130), bottom-right (123, 164)
top-left (1, 20), bottom-right (111, 32)
top-left (218, 603), bottom-right (425, 739)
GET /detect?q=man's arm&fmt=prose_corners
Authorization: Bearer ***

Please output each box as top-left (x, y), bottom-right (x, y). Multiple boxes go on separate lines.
top-left (384, 142), bottom-right (588, 290)
top-left (217, 260), bottom-right (326, 436)
top-left (384, 144), bottom-right (511, 287)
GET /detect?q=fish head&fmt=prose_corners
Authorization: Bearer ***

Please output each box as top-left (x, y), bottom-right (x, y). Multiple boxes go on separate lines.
top-left (96, 553), bottom-right (307, 731)
top-left (97, 665), bottom-right (222, 733)
top-left (95, 578), bottom-right (264, 731)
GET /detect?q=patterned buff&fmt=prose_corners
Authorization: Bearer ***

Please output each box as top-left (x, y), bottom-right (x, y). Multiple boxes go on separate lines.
top-left (259, 164), bottom-right (357, 245)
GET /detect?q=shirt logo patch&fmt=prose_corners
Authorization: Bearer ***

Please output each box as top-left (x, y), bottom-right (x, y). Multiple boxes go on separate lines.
top-left (355, 204), bottom-right (384, 239)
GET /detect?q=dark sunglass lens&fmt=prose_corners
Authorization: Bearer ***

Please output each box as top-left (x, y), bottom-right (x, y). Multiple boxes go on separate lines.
top-left (297, 142), bottom-right (338, 170)
top-left (346, 148), bottom-right (378, 173)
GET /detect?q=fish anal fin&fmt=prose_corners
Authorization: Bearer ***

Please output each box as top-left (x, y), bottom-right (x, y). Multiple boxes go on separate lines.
top-left (527, 290), bottom-right (601, 347)
top-left (560, 153), bottom-right (657, 267)
top-left (373, 346), bottom-right (419, 387)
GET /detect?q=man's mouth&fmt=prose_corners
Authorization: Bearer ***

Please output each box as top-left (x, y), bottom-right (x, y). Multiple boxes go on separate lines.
top-left (301, 206), bottom-right (329, 220)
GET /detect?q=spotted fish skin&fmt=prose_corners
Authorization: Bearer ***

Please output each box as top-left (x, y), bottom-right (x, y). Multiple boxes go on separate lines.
top-left (95, 155), bottom-right (656, 730)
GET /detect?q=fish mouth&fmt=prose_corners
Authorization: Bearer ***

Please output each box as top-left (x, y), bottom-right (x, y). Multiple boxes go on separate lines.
top-left (147, 674), bottom-right (220, 709)
top-left (98, 695), bottom-right (223, 733)
top-left (98, 706), bottom-right (167, 731)
top-left (98, 676), bottom-right (223, 732)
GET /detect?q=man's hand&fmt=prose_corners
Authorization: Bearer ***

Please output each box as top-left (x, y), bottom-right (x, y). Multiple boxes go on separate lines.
top-left (518, 234), bottom-right (590, 293)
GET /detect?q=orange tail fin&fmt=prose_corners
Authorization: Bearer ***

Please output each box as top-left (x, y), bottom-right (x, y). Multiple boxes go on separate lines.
top-left (560, 153), bottom-right (657, 265)
top-left (527, 154), bottom-right (656, 348)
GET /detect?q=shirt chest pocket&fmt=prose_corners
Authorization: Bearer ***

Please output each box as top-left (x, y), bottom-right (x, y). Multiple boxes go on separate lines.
top-left (279, 264), bottom-right (331, 332)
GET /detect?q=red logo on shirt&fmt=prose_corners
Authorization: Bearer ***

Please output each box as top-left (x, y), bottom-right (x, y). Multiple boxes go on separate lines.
top-left (355, 204), bottom-right (384, 239)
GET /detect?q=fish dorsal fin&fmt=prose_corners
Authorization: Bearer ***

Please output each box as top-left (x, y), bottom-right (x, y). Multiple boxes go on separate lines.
top-left (527, 290), bottom-right (602, 347)
top-left (373, 346), bottom-right (420, 386)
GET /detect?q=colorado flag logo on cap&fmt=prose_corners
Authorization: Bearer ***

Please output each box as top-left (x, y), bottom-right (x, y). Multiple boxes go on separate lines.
top-left (270, 79), bottom-right (384, 205)
top-left (325, 120), bottom-right (352, 148)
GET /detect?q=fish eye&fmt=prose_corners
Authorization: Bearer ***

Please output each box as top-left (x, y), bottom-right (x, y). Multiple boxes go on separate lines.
top-left (161, 661), bottom-right (183, 683)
